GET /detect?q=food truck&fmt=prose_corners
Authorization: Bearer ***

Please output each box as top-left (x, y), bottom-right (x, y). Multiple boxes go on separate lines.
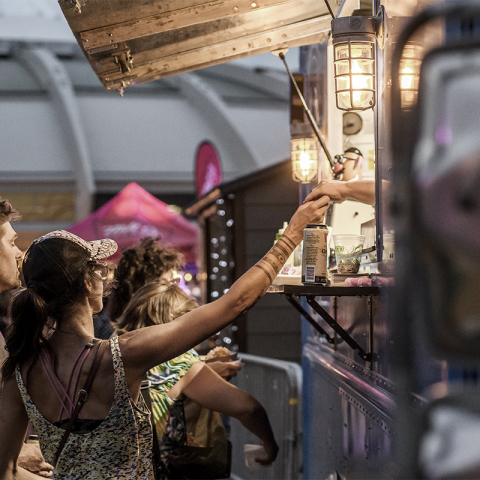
top-left (60, 0), bottom-right (480, 477)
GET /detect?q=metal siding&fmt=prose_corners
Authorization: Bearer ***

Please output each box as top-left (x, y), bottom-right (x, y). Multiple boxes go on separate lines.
top-left (303, 341), bottom-right (395, 479)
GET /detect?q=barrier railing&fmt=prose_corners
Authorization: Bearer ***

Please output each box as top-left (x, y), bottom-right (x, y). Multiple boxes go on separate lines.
top-left (230, 353), bottom-right (303, 480)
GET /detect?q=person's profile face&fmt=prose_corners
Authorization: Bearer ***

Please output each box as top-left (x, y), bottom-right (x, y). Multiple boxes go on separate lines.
top-left (0, 222), bottom-right (23, 293)
top-left (87, 267), bottom-right (105, 314)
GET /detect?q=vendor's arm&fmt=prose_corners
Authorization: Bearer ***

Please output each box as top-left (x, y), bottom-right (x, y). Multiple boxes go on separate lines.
top-left (170, 362), bottom-right (278, 465)
top-left (305, 179), bottom-right (376, 205)
top-left (120, 195), bottom-right (330, 373)
top-left (0, 376), bottom-right (44, 479)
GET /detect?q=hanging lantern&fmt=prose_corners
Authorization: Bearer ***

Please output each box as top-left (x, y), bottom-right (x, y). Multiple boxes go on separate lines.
top-left (331, 16), bottom-right (379, 112)
top-left (291, 137), bottom-right (318, 183)
top-left (400, 43), bottom-right (422, 108)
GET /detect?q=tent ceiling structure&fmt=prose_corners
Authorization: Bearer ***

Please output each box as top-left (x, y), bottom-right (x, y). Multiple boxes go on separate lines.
top-left (67, 182), bottom-right (199, 263)
top-left (58, 0), bottom-right (359, 93)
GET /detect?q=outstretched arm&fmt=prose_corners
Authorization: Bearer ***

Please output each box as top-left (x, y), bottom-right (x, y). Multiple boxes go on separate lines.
top-left (173, 362), bottom-right (278, 465)
top-left (304, 179), bottom-right (376, 205)
top-left (120, 195), bottom-right (330, 373)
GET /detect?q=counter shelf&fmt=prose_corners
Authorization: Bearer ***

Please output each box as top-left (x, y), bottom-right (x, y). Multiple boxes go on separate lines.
top-left (268, 284), bottom-right (380, 363)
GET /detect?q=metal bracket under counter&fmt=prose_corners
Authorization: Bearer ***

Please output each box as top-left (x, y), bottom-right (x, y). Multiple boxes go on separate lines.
top-left (268, 284), bottom-right (380, 363)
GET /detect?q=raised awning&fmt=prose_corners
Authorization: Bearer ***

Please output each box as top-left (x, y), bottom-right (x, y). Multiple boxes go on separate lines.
top-left (59, 0), bottom-right (356, 93)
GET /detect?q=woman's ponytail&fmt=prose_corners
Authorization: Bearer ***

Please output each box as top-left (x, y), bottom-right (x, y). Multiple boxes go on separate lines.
top-left (2, 287), bottom-right (51, 379)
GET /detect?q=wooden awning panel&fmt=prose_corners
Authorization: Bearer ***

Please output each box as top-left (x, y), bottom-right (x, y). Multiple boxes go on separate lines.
top-left (59, 0), bottom-right (338, 93)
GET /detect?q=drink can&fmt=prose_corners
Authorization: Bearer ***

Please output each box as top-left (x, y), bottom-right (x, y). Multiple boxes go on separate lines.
top-left (302, 223), bottom-right (328, 284)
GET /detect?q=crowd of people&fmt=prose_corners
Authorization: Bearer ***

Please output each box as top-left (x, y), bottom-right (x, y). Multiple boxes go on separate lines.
top-left (0, 189), bottom-right (331, 479)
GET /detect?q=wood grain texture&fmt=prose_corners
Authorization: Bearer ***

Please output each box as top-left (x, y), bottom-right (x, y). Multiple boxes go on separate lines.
top-left (59, 0), bottom-right (332, 91)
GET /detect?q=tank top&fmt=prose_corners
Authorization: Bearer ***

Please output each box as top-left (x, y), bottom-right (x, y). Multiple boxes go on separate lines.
top-left (16, 336), bottom-right (153, 479)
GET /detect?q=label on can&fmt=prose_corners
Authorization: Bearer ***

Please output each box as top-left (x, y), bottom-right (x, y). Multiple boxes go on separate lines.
top-left (302, 224), bottom-right (328, 284)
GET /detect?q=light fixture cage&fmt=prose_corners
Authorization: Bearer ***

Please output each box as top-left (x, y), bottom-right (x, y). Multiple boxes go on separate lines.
top-left (332, 16), bottom-right (377, 112)
top-left (399, 42), bottom-right (422, 109)
top-left (291, 137), bottom-right (319, 183)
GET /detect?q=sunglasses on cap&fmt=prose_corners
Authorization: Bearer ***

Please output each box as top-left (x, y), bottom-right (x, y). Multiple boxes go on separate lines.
top-left (89, 261), bottom-right (114, 281)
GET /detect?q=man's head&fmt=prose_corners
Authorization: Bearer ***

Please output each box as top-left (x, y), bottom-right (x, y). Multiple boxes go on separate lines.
top-left (0, 199), bottom-right (22, 293)
top-left (333, 147), bottom-right (363, 181)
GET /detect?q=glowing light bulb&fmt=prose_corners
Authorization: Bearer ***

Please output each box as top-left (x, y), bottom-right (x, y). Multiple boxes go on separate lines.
top-left (351, 60), bottom-right (370, 105)
top-left (291, 138), bottom-right (318, 183)
top-left (401, 67), bottom-right (414, 89)
top-left (299, 150), bottom-right (311, 175)
top-left (351, 61), bottom-right (368, 86)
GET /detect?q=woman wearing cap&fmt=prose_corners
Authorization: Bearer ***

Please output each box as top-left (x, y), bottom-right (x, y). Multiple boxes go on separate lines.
top-left (0, 195), bottom-right (330, 479)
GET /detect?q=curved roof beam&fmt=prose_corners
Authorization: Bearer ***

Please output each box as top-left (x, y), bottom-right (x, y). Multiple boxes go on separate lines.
top-left (175, 72), bottom-right (259, 173)
top-left (15, 46), bottom-right (94, 221)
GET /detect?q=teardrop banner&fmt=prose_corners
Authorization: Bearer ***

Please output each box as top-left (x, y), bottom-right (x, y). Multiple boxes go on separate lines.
top-left (195, 141), bottom-right (222, 198)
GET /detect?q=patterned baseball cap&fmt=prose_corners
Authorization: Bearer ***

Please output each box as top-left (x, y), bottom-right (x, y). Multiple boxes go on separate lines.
top-left (23, 230), bottom-right (117, 297)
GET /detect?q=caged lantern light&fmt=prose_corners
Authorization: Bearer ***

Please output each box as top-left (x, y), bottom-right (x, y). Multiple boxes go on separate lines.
top-left (399, 42), bottom-right (422, 108)
top-left (291, 137), bottom-right (319, 183)
top-left (331, 9), bottom-right (384, 112)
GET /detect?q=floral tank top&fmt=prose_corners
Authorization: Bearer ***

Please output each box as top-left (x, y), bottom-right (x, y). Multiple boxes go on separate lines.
top-left (16, 337), bottom-right (153, 480)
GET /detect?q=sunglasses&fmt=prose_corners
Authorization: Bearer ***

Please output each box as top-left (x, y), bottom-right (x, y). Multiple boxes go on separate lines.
top-left (334, 154), bottom-right (362, 165)
top-left (90, 261), bottom-right (113, 281)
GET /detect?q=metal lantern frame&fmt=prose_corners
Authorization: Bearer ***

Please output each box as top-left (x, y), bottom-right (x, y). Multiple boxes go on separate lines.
top-left (331, 10), bottom-right (384, 112)
top-left (291, 136), bottom-right (319, 183)
top-left (399, 42), bottom-right (422, 108)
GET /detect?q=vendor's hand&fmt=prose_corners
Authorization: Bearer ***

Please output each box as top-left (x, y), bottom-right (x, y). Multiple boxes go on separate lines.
top-left (207, 360), bottom-right (241, 380)
top-left (284, 195), bottom-right (330, 244)
top-left (304, 179), bottom-right (348, 204)
top-left (18, 443), bottom-right (53, 478)
top-left (255, 439), bottom-right (279, 466)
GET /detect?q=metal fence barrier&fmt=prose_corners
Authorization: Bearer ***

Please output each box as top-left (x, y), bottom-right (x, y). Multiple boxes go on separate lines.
top-left (230, 353), bottom-right (303, 480)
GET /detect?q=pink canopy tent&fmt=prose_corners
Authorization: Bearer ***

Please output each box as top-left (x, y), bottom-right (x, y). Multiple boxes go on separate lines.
top-left (67, 182), bottom-right (199, 264)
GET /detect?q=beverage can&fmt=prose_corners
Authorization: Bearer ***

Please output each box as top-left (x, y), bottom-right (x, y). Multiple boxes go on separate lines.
top-left (302, 223), bottom-right (328, 284)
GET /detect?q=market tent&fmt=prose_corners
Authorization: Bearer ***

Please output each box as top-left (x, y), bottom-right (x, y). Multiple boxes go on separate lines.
top-left (67, 182), bottom-right (199, 264)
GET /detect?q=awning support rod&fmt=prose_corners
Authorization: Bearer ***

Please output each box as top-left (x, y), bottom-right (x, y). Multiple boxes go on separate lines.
top-left (278, 52), bottom-right (335, 169)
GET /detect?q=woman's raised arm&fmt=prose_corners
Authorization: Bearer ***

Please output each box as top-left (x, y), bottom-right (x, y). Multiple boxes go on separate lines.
top-left (120, 195), bottom-right (330, 372)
